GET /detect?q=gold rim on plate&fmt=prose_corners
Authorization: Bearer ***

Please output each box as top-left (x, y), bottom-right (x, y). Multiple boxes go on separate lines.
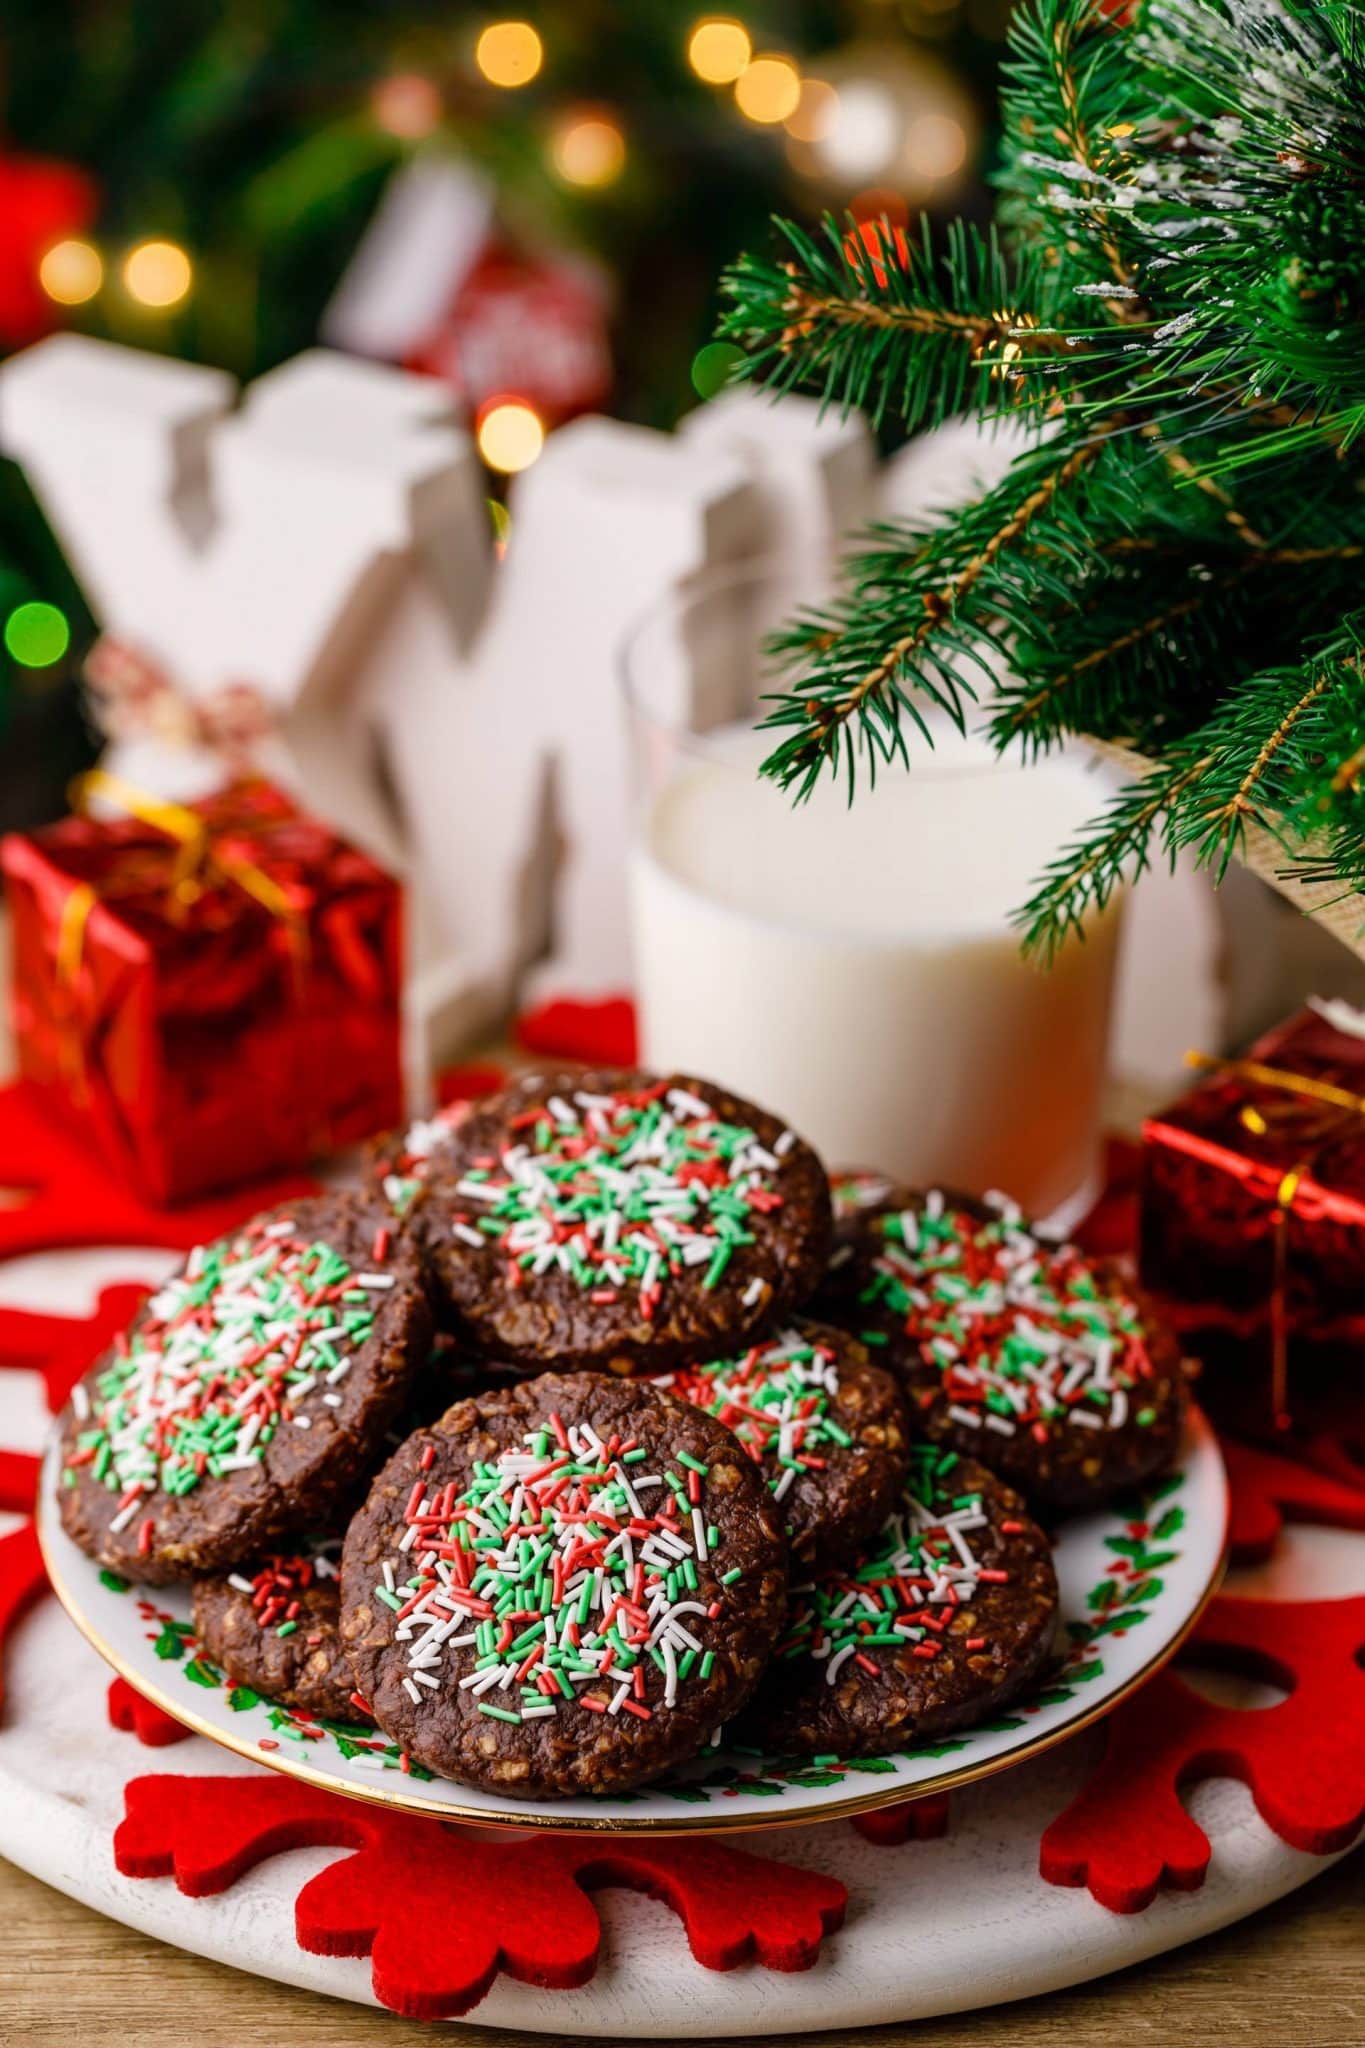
top-left (36, 1414), bottom-right (1229, 1837)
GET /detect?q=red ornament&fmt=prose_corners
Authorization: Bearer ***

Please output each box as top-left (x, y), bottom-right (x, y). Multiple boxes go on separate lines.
top-left (409, 241), bottom-right (613, 427)
top-left (843, 219), bottom-right (913, 292)
top-left (107, 1676), bottom-right (191, 1748)
top-left (115, 1772), bottom-right (847, 2020)
top-left (1041, 1592), bottom-right (1365, 1912)
top-left (0, 150), bottom-right (99, 349)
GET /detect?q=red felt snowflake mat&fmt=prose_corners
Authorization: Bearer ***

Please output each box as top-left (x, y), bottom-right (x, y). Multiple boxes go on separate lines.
top-left (1223, 1440), bottom-right (1365, 1565)
top-left (0, 1284), bottom-right (154, 1414)
top-left (1040, 1591), bottom-right (1365, 1912)
top-left (851, 1792), bottom-right (950, 1846)
top-left (106, 1676), bottom-right (190, 1749)
top-left (0, 1521), bottom-right (45, 1715)
top-left (0, 1079), bottom-right (319, 1265)
top-left (115, 1773), bottom-right (847, 2021)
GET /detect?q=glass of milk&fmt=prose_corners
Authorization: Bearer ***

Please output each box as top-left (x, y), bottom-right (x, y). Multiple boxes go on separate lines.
top-left (622, 555), bottom-right (1124, 1224)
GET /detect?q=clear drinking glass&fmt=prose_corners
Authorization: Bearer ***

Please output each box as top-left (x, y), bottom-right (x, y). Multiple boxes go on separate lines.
top-left (621, 554), bottom-right (1124, 1224)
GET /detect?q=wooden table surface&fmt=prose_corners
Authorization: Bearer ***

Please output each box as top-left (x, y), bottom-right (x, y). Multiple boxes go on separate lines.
top-left (1, 1845), bottom-right (1361, 2046)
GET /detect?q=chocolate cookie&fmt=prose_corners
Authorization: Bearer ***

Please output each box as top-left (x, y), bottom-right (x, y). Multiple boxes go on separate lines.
top-left (743, 1445), bottom-right (1058, 1757)
top-left (412, 1070), bottom-right (831, 1374)
top-left (365, 1100), bottom-right (477, 1223)
top-left (653, 1321), bottom-right (910, 1571)
top-left (58, 1196), bottom-right (432, 1584)
top-left (340, 1372), bottom-right (788, 1798)
top-left (816, 1186), bottom-right (1186, 1512)
top-left (192, 1539), bottom-right (363, 1723)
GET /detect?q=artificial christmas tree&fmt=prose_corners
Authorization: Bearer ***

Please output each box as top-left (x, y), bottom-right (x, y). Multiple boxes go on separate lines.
top-left (721, 0), bottom-right (1365, 959)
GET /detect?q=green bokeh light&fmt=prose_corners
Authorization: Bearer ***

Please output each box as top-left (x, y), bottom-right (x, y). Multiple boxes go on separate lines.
top-left (4, 601), bottom-right (71, 668)
top-left (691, 341), bottom-right (745, 400)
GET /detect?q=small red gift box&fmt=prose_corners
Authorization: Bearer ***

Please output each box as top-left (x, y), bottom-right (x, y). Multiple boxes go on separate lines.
top-left (1139, 1003), bottom-right (1365, 1418)
top-left (1, 776), bottom-right (403, 1206)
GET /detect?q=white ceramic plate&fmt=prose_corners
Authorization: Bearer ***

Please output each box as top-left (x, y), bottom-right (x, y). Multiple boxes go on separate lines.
top-left (38, 1407), bottom-right (1227, 1833)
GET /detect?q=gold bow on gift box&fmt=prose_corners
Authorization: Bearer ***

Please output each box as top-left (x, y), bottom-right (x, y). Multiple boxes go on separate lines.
top-left (1150, 1050), bottom-right (1365, 1429)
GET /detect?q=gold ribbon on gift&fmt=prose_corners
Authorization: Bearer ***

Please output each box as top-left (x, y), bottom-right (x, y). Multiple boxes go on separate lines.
top-left (1174, 1048), bottom-right (1365, 1429)
top-left (52, 770), bottom-right (307, 1092)
top-left (67, 769), bottom-right (301, 930)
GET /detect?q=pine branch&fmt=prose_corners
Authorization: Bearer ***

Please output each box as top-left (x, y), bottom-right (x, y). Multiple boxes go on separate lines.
top-left (1016, 623), bottom-right (1365, 955)
top-left (717, 0), bottom-right (1365, 941)
top-left (757, 427), bottom-right (1117, 797)
top-left (718, 216), bottom-right (1060, 433)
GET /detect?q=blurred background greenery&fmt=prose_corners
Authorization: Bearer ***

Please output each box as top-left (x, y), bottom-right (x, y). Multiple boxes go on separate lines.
top-left (0, 0), bottom-right (1014, 827)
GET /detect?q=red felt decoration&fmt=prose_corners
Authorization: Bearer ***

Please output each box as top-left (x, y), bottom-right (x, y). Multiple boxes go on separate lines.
top-left (0, 1282), bottom-right (154, 1413)
top-left (0, 1521), bottom-right (47, 1716)
top-left (1224, 1439), bottom-right (1365, 1564)
top-left (0, 1450), bottom-right (38, 1514)
top-left (435, 1061), bottom-right (507, 1106)
top-left (107, 1676), bottom-right (191, 1749)
top-left (0, 1078), bottom-right (319, 1265)
top-left (851, 1791), bottom-right (950, 1846)
top-left (515, 996), bottom-right (638, 1069)
top-left (115, 1773), bottom-right (847, 2020)
top-left (1040, 1592), bottom-right (1365, 1912)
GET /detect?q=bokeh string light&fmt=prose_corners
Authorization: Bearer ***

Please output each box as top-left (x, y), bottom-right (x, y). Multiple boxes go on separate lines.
top-left (122, 240), bottom-right (192, 308)
top-left (476, 397), bottom-right (545, 474)
top-left (476, 21), bottom-right (544, 88)
top-left (371, 73), bottom-right (444, 138)
top-left (687, 18), bottom-right (752, 84)
top-left (3, 602), bottom-right (70, 669)
top-left (551, 111), bottom-right (627, 188)
top-left (734, 53), bottom-right (802, 125)
top-left (38, 238), bottom-right (103, 307)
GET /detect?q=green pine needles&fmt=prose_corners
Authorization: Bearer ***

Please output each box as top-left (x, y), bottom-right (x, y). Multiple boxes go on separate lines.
top-left (719, 0), bottom-right (1365, 957)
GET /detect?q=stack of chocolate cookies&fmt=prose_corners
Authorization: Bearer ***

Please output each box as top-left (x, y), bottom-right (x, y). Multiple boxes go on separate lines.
top-left (57, 1070), bottom-right (1186, 1799)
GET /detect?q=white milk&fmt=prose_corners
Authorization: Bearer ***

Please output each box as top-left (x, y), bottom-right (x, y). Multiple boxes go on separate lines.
top-left (629, 724), bottom-right (1122, 1218)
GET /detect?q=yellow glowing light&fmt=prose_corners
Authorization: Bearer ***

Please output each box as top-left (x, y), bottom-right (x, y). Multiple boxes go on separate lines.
top-left (734, 54), bottom-right (802, 125)
top-left (122, 240), bottom-right (193, 309)
top-left (904, 112), bottom-right (968, 181)
top-left (785, 78), bottom-right (837, 143)
top-left (476, 21), bottom-right (543, 88)
top-left (476, 399), bottom-right (545, 474)
top-left (38, 238), bottom-right (103, 307)
top-left (551, 113), bottom-right (626, 187)
top-left (371, 73), bottom-right (444, 138)
top-left (687, 18), bottom-right (751, 84)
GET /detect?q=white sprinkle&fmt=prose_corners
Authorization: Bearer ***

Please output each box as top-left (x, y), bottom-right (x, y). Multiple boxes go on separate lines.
top-left (228, 1573), bottom-right (255, 1594)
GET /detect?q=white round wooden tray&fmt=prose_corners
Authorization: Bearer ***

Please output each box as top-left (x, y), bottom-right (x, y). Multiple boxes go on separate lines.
top-left (1, 1246), bottom-right (1360, 2031)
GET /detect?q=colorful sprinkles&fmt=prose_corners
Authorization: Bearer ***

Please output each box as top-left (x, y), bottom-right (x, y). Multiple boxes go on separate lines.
top-left (442, 1083), bottom-right (793, 1319)
top-left (862, 1192), bottom-right (1157, 1441)
top-left (777, 1445), bottom-right (1004, 1683)
top-left (226, 1538), bottom-right (341, 1640)
top-left (64, 1217), bottom-right (384, 1524)
top-left (376, 1410), bottom-right (737, 1725)
top-left (657, 1329), bottom-right (851, 1508)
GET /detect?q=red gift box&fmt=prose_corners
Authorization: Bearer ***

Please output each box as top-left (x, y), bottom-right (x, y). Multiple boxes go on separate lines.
top-left (1, 776), bottom-right (403, 1206)
top-left (1140, 1003), bottom-right (1365, 1422)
